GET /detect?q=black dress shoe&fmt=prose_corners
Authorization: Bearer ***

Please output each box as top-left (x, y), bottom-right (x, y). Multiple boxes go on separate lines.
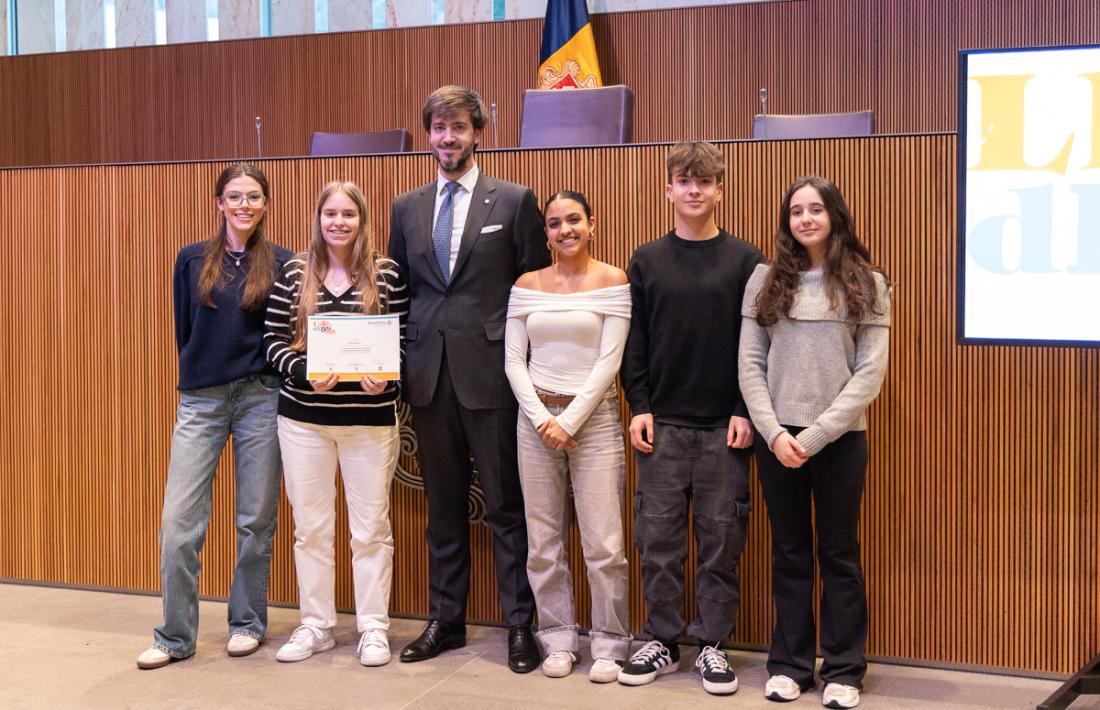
top-left (399, 620), bottom-right (466, 662)
top-left (507, 625), bottom-right (540, 673)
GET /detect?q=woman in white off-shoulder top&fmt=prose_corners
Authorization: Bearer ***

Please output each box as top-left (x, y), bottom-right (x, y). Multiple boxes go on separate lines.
top-left (504, 190), bottom-right (632, 684)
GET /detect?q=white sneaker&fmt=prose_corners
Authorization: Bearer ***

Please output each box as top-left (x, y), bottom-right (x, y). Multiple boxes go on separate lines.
top-left (226, 634), bottom-right (261, 657)
top-left (589, 657), bottom-right (623, 683)
top-left (276, 624), bottom-right (336, 663)
top-left (541, 650), bottom-right (577, 678)
top-left (765, 674), bottom-right (801, 702)
top-left (822, 683), bottom-right (861, 708)
top-left (136, 647), bottom-right (173, 670)
top-left (357, 629), bottom-right (391, 667)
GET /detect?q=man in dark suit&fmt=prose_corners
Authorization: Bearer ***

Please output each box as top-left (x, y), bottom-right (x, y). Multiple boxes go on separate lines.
top-left (388, 85), bottom-right (548, 673)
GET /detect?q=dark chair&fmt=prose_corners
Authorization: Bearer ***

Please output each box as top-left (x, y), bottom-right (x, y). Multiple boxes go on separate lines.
top-left (309, 129), bottom-right (413, 156)
top-left (751, 111), bottom-right (874, 139)
top-left (519, 85), bottom-right (634, 149)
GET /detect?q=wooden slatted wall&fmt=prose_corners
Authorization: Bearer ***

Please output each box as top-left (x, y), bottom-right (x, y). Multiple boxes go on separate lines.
top-left (2, 0), bottom-right (1100, 167)
top-left (0, 136), bottom-right (1096, 675)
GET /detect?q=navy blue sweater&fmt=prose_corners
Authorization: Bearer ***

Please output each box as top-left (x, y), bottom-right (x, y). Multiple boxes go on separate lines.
top-left (173, 241), bottom-right (293, 391)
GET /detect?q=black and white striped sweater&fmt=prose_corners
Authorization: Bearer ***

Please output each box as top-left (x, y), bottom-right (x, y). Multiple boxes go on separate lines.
top-left (263, 255), bottom-right (408, 426)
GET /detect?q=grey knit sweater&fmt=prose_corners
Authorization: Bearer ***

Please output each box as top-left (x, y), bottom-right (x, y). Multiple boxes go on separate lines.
top-left (738, 263), bottom-right (891, 456)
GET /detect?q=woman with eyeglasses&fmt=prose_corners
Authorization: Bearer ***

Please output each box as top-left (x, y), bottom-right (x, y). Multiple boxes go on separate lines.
top-left (138, 163), bottom-right (292, 670)
top-left (263, 181), bottom-right (408, 667)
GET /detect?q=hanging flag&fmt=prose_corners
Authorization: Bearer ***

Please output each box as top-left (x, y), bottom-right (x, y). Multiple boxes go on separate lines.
top-left (537, 0), bottom-right (603, 90)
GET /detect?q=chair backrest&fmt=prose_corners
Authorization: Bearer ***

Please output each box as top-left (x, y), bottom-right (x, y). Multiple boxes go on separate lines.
top-left (519, 85), bottom-right (634, 149)
top-left (751, 111), bottom-right (873, 139)
top-left (309, 129), bottom-right (412, 156)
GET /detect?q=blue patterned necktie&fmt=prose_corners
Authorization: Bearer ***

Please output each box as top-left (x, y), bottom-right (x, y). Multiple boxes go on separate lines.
top-left (433, 181), bottom-right (461, 282)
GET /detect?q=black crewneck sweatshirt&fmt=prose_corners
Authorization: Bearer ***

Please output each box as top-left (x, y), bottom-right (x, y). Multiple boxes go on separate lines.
top-left (621, 229), bottom-right (762, 427)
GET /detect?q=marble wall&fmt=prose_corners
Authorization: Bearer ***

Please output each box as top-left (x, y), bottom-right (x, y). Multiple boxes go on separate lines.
top-left (17, 0), bottom-right (55, 54)
top-left (590, 0), bottom-right (735, 10)
top-left (166, 0), bottom-right (205, 43)
top-left (388, 0), bottom-right (432, 27)
top-left (272, 0), bottom-right (313, 36)
top-left (68, 0), bottom-right (104, 50)
top-left (445, 0), bottom-right (493, 23)
top-left (327, 0), bottom-right (371, 33)
top-left (505, 0), bottom-right (546, 20)
top-left (3, 1), bottom-right (759, 54)
top-left (219, 0), bottom-right (260, 39)
top-left (116, 0), bottom-right (155, 46)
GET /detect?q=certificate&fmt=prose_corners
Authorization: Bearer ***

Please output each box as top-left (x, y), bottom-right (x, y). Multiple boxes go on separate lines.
top-left (306, 314), bottom-right (400, 381)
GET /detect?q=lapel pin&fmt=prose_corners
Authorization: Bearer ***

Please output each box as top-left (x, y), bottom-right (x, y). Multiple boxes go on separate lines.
top-left (484, 198), bottom-right (490, 204)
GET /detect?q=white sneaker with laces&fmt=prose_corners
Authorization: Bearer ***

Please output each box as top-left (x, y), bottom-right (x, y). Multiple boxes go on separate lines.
top-left (764, 674), bottom-right (801, 702)
top-left (542, 650), bottom-right (577, 677)
top-left (276, 624), bottom-right (336, 663)
top-left (822, 683), bottom-right (861, 708)
top-left (589, 658), bottom-right (623, 683)
top-left (136, 647), bottom-right (173, 670)
top-left (357, 629), bottom-right (391, 666)
top-left (226, 633), bottom-right (261, 657)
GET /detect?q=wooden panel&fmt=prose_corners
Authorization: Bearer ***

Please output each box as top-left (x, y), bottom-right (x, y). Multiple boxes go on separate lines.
top-left (0, 136), bottom-right (1097, 675)
top-left (3, 1), bottom-right (1100, 166)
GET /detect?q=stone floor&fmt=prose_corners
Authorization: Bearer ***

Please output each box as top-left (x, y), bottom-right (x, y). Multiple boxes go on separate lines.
top-left (1, 583), bottom-right (1095, 709)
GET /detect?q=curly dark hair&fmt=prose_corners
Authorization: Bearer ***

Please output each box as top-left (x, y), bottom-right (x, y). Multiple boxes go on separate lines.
top-left (754, 176), bottom-right (889, 326)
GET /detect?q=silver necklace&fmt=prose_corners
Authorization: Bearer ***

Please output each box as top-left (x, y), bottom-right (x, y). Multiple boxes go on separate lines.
top-left (225, 247), bottom-right (247, 267)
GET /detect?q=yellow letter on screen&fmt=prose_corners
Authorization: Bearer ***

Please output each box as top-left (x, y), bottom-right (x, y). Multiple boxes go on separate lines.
top-left (971, 74), bottom-right (1075, 174)
top-left (1085, 71), bottom-right (1100, 169)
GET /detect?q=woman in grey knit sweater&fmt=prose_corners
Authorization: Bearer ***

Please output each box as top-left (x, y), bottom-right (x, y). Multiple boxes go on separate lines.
top-left (739, 176), bottom-right (890, 710)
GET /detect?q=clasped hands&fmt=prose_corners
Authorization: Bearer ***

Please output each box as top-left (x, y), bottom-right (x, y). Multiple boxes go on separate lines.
top-left (771, 431), bottom-right (810, 468)
top-left (538, 417), bottom-right (577, 450)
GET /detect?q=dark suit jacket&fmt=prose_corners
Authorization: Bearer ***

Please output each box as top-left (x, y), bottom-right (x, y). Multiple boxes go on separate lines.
top-left (389, 172), bottom-right (549, 410)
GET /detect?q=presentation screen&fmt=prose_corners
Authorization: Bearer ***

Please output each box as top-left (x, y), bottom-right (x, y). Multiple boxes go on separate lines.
top-left (958, 44), bottom-right (1100, 347)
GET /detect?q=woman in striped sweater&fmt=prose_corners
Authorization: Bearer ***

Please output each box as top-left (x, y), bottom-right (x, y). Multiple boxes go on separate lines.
top-left (263, 181), bottom-right (408, 667)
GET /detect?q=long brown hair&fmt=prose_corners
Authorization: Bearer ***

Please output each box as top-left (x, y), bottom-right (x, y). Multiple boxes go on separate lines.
top-left (290, 181), bottom-right (383, 350)
top-left (197, 163), bottom-right (278, 310)
top-left (755, 176), bottom-right (888, 326)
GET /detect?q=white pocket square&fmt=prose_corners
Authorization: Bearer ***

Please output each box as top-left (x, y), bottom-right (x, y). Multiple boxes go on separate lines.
top-left (480, 224), bottom-right (504, 234)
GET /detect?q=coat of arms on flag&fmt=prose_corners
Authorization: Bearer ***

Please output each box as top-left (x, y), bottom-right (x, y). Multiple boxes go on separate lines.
top-left (537, 0), bottom-right (603, 90)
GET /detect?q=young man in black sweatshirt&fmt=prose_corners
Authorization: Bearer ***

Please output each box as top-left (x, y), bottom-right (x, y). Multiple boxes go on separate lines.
top-left (618, 141), bottom-right (762, 696)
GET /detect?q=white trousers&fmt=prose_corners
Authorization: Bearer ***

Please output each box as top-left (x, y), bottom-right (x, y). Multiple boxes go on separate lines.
top-left (277, 416), bottom-right (399, 632)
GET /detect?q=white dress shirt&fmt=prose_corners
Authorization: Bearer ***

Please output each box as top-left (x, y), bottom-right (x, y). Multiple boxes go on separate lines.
top-left (432, 163), bottom-right (480, 276)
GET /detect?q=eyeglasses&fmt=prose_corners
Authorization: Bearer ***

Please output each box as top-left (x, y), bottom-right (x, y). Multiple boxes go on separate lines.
top-left (221, 191), bottom-right (267, 208)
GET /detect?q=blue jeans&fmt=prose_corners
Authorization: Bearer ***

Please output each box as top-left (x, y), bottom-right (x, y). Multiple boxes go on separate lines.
top-left (152, 374), bottom-right (282, 658)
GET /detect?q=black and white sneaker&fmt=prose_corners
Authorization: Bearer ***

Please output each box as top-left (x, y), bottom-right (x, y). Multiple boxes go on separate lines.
top-left (617, 640), bottom-right (680, 686)
top-left (695, 645), bottom-right (738, 695)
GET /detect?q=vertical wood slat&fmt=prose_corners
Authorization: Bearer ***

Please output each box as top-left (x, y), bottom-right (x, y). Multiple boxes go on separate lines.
top-left (0, 136), bottom-right (1097, 675)
top-left (3, 1), bottom-right (1100, 167)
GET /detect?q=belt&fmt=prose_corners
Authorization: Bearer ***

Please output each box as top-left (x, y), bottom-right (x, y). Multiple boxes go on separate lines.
top-left (535, 388), bottom-right (575, 407)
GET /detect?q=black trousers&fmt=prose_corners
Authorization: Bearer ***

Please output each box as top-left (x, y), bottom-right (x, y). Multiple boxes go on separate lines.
top-left (754, 428), bottom-right (869, 689)
top-left (634, 423), bottom-right (751, 643)
top-left (410, 355), bottom-right (535, 628)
